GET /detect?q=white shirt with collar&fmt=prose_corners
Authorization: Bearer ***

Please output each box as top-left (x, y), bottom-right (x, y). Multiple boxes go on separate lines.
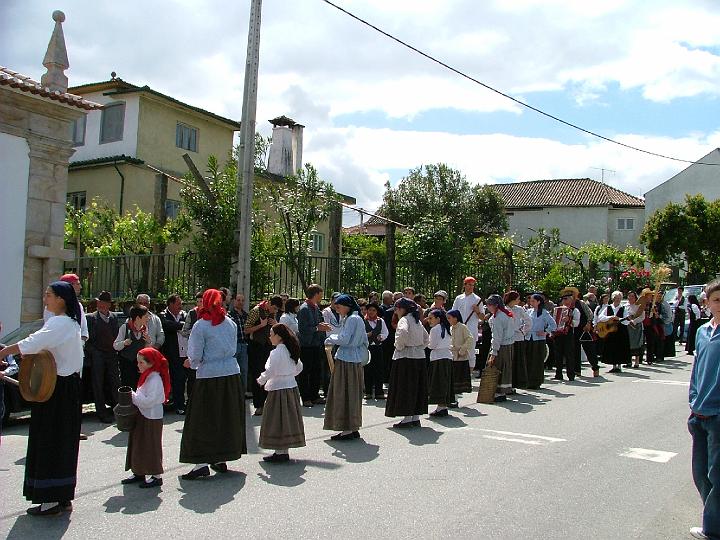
top-left (451, 292), bottom-right (483, 342)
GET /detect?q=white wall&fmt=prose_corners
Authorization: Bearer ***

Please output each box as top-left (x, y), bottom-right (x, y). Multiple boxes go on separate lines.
top-left (607, 207), bottom-right (645, 247)
top-left (644, 149), bottom-right (720, 217)
top-left (507, 206), bottom-right (609, 249)
top-left (0, 133), bottom-right (30, 339)
top-left (70, 92), bottom-right (140, 162)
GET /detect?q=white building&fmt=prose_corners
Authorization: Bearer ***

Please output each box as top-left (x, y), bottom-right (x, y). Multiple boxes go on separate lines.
top-left (644, 148), bottom-right (720, 218)
top-left (491, 178), bottom-right (645, 249)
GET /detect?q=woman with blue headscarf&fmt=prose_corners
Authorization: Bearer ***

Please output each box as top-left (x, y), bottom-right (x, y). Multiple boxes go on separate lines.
top-left (426, 309), bottom-right (454, 417)
top-left (324, 294), bottom-right (369, 440)
top-left (525, 294), bottom-right (557, 389)
top-left (0, 281), bottom-right (84, 516)
top-left (385, 297), bottom-right (429, 428)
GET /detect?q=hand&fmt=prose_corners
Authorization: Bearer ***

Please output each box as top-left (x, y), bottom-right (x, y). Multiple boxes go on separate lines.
top-left (260, 317), bottom-right (269, 327)
top-left (123, 338), bottom-right (132, 347)
top-left (318, 322), bottom-right (332, 332)
top-left (183, 358), bottom-right (191, 369)
top-left (268, 318), bottom-right (277, 327)
top-left (486, 355), bottom-right (496, 367)
top-left (256, 377), bottom-right (263, 385)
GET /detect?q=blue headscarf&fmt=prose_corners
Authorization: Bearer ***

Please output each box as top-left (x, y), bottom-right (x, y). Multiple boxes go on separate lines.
top-left (335, 293), bottom-right (361, 315)
top-left (395, 297), bottom-right (419, 323)
top-left (49, 280), bottom-right (82, 326)
top-left (430, 308), bottom-right (451, 338)
top-left (446, 309), bottom-right (462, 323)
top-left (532, 293), bottom-right (546, 317)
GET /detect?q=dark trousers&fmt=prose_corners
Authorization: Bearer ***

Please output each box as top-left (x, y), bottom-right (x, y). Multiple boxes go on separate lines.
top-left (90, 350), bottom-right (120, 416)
top-left (576, 336), bottom-right (599, 371)
top-left (298, 345), bottom-right (323, 402)
top-left (364, 345), bottom-right (385, 396)
top-left (646, 325), bottom-right (664, 364)
top-left (118, 355), bottom-right (139, 390)
top-left (168, 355), bottom-right (188, 411)
top-left (248, 341), bottom-right (271, 408)
top-left (554, 333), bottom-right (575, 380)
top-left (688, 414), bottom-right (720, 539)
top-left (674, 309), bottom-right (686, 342)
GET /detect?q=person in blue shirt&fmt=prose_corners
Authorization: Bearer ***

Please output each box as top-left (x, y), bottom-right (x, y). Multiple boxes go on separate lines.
top-left (688, 279), bottom-right (720, 540)
top-left (323, 294), bottom-right (368, 441)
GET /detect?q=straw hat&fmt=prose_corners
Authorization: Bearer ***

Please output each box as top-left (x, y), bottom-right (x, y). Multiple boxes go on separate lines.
top-left (640, 288), bottom-right (654, 297)
top-left (559, 286), bottom-right (580, 299)
top-left (19, 350), bottom-right (57, 402)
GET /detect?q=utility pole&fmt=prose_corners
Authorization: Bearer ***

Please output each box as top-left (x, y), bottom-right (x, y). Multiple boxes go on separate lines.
top-left (235, 0), bottom-right (262, 301)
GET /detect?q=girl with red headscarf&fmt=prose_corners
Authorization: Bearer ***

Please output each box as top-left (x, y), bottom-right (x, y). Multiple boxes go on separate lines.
top-left (122, 347), bottom-right (171, 488)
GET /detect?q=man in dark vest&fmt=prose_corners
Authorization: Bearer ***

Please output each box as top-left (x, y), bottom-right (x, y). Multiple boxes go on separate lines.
top-left (85, 291), bottom-right (120, 423)
top-left (160, 294), bottom-right (188, 415)
top-left (297, 284), bottom-right (332, 408)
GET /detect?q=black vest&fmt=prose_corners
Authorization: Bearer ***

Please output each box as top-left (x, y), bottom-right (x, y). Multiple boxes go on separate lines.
top-left (365, 318), bottom-right (382, 345)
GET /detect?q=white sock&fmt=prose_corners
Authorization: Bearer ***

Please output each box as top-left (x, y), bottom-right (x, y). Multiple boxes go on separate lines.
top-left (402, 415), bottom-right (413, 423)
top-left (40, 502), bottom-right (59, 511)
top-left (193, 463), bottom-right (208, 471)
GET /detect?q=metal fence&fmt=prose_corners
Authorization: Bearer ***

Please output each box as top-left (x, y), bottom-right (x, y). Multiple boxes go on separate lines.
top-left (66, 252), bottom-right (615, 302)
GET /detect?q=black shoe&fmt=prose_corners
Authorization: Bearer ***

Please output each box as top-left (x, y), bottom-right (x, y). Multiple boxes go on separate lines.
top-left (26, 504), bottom-right (62, 516)
top-left (139, 477), bottom-right (163, 488)
top-left (494, 395), bottom-right (507, 402)
top-left (393, 421), bottom-right (415, 429)
top-left (181, 466), bottom-right (210, 480)
top-left (375, 393), bottom-right (386, 400)
top-left (608, 367), bottom-right (621, 373)
top-left (210, 462), bottom-right (228, 473)
top-left (429, 409), bottom-right (449, 417)
top-left (567, 377), bottom-right (575, 381)
top-left (411, 420), bottom-right (421, 427)
top-left (98, 414), bottom-right (114, 424)
top-left (263, 453), bottom-right (290, 463)
top-left (59, 501), bottom-right (72, 512)
top-left (312, 398), bottom-right (327, 405)
top-left (330, 431), bottom-right (360, 441)
top-left (551, 375), bottom-right (563, 381)
top-left (79, 433), bottom-right (88, 441)
top-left (121, 474), bottom-right (145, 485)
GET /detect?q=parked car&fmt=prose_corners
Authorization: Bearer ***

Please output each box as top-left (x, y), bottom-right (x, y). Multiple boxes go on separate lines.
top-left (1, 311), bottom-right (128, 425)
top-left (663, 284), bottom-right (707, 327)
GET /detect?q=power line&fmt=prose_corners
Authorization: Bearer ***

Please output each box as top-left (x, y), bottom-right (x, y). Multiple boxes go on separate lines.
top-left (319, 0), bottom-right (720, 167)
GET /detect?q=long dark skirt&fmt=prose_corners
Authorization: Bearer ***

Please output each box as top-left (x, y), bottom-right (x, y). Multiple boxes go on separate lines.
top-left (125, 414), bottom-right (163, 475)
top-left (686, 319), bottom-right (705, 354)
top-left (526, 339), bottom-right (547, 389)
top-left (385, 357), bottom-right (428, 417)
top-left (180, 374), bottom-right (247, 464)
top-left (324, 360), bottom-right (364, 431)
top-left (24, 374), bottom-right (81, 503)
top-left (452, 360), bottom-right (472, 394)
top-left (428, 358), bottom-right (454, 405)
top-left (601, 325), bottom-right (630, 366)
top-left (512, 340), bottom-right (528, 389)
top-left (260, 387), bottom-right (306, 449)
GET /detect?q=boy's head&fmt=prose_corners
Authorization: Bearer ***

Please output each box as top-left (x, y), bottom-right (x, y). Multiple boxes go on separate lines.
top-left (704, 280), bottom-right (720, 318)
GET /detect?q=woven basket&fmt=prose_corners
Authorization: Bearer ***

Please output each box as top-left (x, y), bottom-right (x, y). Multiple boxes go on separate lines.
top-left (476, 365), bottom-right (500, 404)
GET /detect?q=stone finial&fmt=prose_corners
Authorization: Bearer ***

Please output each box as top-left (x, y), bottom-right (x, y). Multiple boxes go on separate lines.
top-left (41, 10), bottom-right (69, 92)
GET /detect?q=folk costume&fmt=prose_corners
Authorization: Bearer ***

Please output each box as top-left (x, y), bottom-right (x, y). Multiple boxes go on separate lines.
top-left (386, 298), bottom-right (430, 427)
top-left (486, 295), bottom-right (515, 395)
top-left (85, 298), bottom-right (121, 421)
top-left (597, 303), bottom-right (631, 372)
top-left (552, 297), bottom-right (580, 381)
top-left (160, 305), bottom-right (188, 413)
top-left (525, 296), bottom-right (557, 389)
top-left (113, 318), bottom-right (150, 389)
top-left (180, 289), bottom-right (246, 479)
top-left (364, 306), bottom-right (388, 399)
top-left (626, 302), bottom-right (646, 364)
top-left (245, 301), bottom-right (275, 410)
top-left (16, 281), bottom-right (83, 514)
top-left (510, 304), bottom-right (532, 389)
top-left (124, 347), bottom-right (170, 487)
top-left (427, 310), bottom-right (454, 415)
top-left (448, 311), bottom-right (475, 395)
top-left (257, 343), bottom-right (306, 454)
top-left (324, 295), bottom-right (368, 439)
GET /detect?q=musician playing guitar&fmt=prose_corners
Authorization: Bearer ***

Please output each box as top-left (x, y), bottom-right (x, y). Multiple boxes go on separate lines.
top-left (597, 290), bottom-right (631, 373)
top-left (552, 292), bottom-right (580, 381)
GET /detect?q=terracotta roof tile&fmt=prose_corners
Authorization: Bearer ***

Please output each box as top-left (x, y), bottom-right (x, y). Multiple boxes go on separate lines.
top-left (0, 66), bottom-right (101, 110)
top-left (492, 178), bottom-right (644, 208)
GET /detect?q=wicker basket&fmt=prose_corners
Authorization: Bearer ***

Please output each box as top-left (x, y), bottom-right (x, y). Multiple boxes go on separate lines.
top-left (476, 365), bottom-right (500, 404)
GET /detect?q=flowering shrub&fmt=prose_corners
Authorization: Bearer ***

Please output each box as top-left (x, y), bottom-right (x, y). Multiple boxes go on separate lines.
top-left (617, 267), bottom-right (652, 293)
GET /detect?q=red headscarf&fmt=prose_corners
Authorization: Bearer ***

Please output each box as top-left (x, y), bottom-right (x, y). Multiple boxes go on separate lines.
top-left (198, 288), bottom-right (227, 326)
top-left (137, 347), bottom-right (171, 402)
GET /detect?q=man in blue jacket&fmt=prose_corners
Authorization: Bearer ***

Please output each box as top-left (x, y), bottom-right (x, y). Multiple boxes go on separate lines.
top-left (688, 279), bottom-right (720, 539)
top-left (297, 284), bottom-right (332, 407)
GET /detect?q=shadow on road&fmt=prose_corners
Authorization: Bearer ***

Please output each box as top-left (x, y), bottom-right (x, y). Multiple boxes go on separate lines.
top-left (101, 431), bottom-right (128, 448)
top-left (7, 513), bottom-right (70, 539)
top-left (427, 414), bottom-right (468, 428)
top-left (257, 458), bottom-right (341, 487)
top-left (177, 470), bottom-right (247, 514)
top-left (388, 425), bottom-right (442, 446)
top-left (103, 484), bottom-right (161, 514)
top-left (324, 439), bottom-right (380, 463)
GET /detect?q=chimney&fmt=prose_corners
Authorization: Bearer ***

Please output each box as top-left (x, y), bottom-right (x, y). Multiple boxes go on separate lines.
top-left (41, 11), bottom-right (69, 92)
top-left (267, 115), bottom-right (304, 177)
top-left (291, 123), bottom-right (304, 173)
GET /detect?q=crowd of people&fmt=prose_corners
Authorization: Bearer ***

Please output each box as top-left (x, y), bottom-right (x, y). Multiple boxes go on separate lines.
top-left (0, 273), bottom-right (718, 539)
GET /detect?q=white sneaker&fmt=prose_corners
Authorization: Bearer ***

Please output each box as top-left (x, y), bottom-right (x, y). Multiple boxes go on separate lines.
top-left (690, 527), bottom-right (708, 539)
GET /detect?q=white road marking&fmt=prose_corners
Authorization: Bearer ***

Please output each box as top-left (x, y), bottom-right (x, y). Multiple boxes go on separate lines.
top-left (619, 448), bottom-right (678, 463)
top-left (477, 428), bottom-right (566, 443)
top-left (452, 427), bottom-right (566, 446)
top-left (632, 380), bottom-right (689, 387)
top-left (482, 435), bottom-right (544, 446)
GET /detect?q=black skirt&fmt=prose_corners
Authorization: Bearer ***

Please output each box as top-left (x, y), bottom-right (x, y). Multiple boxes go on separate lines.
top-left (24, 374), bottom-right (82, 503)
top-left (180, 373), bottom-right (247, 464)
top-left (452, 360), bottom-right (472, 394)
top-left (601, 325), bottom-right (630, 365)
top-left (385, 358), bottom-right (428, 417)
top-left (428, 359), bottom-right (454, 405)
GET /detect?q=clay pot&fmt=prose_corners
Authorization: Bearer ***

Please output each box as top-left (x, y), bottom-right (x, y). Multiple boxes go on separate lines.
top-left (114, 386), bottom-right (138, 432)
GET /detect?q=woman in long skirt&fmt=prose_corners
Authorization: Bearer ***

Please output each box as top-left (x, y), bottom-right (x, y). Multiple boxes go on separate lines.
top-left (525, 294), bottom-right (557, 389)
top-left (447, 310), bottom-right (475, 397)
top-left (0, 281), bottom-right (84, 515)
top-left (597, 291), bottom-right (631, 373)
top-left (386, 298), bottom-right (430, 428)
top-left (324, 294), bottom-right (368, 440)
top-left (426, 309), bottom-right (454, 417)
top-left (180, 289), bottom-right (246, 479)
top-left (505, 291), bottom-right (532, 391)
top-left (257, 323), bottom-right (305, 462)
top-left (626, 291), bottom-right (645, 368)
top-left (485, 295), bottom-right (515, 399)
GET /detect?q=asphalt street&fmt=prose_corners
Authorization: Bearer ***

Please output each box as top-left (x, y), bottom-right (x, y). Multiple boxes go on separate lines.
top-left (0, 351), bottom-right (701, 539)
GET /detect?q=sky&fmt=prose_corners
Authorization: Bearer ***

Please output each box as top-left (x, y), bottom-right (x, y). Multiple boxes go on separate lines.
top-left (3, 0), bottom-right (720, 225)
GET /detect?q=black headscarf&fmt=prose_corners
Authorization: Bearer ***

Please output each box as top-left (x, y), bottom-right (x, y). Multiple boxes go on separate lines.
top-left (395, 297), bottom-right (419, 323)
top-left (49, 280), bottom-right (82, 326)
top-left (430, 308), bottom-right (451, 338)
top-left (335, 293), bottom-right (361, 315)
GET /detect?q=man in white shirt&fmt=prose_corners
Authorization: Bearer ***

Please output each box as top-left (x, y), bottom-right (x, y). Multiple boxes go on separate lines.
top-left (552, 291), bottom-right (581, 381)
top-left (672, 286), bottom-right (687, 343)
top-left (451, 276), bottom-right (484, 345)
top-left (136, 294), bottom-right (165, 349)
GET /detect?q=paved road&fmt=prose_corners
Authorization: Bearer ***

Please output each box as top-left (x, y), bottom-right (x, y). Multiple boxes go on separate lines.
top-left (0, 352), bottom-right (701, 539)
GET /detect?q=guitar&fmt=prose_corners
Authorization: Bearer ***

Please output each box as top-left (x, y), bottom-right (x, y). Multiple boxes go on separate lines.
top-left (595, 319), bottom-right (618, 338)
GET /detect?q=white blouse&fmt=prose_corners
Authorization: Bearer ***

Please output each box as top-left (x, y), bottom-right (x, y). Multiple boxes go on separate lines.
top-left (428, 324), bottom-right (452, 361)
top-left (393, 314), bottom-right (429, 360)
top-left (17, 315), bottom-right (83, 376)
top-left (132, 371), bottom-right (165, 420)
top-left (279, 312), bottom-right (299, 336)
top-left (257, 344), bottom-right (303, 391)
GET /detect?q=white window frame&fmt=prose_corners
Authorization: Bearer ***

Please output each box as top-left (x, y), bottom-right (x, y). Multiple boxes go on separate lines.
top-left (99, 102), bottom-right (125, 144)
top-left (176, 122), bottom-right (198, 152)
top-left (617, 218), bottom-right (635, 231)
top-left (310, 231), bottom-right (325, 253)
top-left (71, 114), bottom-right (86, 146)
